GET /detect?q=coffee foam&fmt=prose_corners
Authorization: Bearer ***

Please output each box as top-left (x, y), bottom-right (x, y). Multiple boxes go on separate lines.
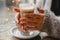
top-left (19, 4), bottom-right (34, 11)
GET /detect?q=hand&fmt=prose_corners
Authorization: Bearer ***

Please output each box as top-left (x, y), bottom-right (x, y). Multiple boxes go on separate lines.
top-left (14, 7), bottom-right (26, 32)
top-left (14, 7), bottom-right (45, 32)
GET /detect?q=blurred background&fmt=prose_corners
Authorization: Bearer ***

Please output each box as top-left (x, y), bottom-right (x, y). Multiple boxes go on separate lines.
top-left (0, 0), bottom-right (21, 32)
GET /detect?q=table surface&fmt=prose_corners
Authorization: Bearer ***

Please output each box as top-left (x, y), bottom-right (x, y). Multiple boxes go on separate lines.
top-left (0, 29), bottom-right (41, 40)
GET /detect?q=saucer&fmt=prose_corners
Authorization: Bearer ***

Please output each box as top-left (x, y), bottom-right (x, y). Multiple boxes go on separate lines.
top-left (10, 27), bottom-right (40, 39)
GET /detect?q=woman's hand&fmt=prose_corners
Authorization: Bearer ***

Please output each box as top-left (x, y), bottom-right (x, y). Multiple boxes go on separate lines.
top-left (14, 7), bottom-right (45, 32)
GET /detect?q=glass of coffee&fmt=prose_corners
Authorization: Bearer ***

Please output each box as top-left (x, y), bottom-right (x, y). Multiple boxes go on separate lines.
top-left (19, 3), bottom-right (35, 36)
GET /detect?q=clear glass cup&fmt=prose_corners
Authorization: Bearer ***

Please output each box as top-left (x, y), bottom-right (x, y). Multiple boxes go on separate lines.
top-left (19, 3), bottom-right (35, 36)
top-left (18, 0), bottom-right (41, 36)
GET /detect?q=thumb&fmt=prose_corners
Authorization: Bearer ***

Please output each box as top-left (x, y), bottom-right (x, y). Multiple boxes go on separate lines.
top-left (37, 8), bottom-right (44, 14)
top-left (37, 8), bottom-right (45, 19)
top-left (13, 7), bottom-right (20, 13)
top-left (14, 7), bottom-right (21, 23)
